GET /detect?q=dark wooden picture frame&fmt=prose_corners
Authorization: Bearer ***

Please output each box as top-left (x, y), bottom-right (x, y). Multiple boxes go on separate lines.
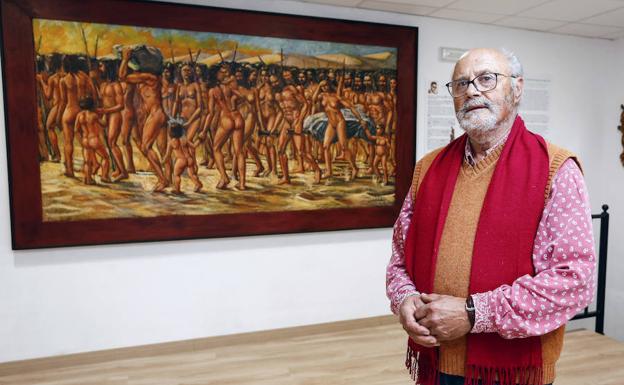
top-left (1, 0), bottom-right (417, 249)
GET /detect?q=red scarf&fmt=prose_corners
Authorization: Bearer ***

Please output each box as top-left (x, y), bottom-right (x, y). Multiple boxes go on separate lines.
top-left (403, 116), bottom-right (548, 385)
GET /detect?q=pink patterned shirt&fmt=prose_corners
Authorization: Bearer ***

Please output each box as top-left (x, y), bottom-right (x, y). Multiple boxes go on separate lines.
top-left (386, 151), bottom-right (596, 338)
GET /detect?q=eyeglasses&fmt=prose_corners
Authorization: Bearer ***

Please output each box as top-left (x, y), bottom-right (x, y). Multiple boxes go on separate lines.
top-left (445, 72), bottom-right (517, 98)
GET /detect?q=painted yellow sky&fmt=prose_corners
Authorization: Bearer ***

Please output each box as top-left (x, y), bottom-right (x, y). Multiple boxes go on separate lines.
top-left (32, 19), bottom-right (272, 58)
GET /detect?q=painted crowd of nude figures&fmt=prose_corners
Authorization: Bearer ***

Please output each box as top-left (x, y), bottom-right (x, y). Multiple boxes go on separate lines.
top-left (35, 46), bottom-right (398, 195)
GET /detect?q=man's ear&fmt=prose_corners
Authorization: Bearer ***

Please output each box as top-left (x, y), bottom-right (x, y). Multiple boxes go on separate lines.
top-left (513, 76), bottom-right (524, 105)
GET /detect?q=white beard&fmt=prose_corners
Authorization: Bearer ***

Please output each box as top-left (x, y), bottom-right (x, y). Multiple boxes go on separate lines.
top-left (458, 108), bottom-right (498, 133)
top-left (456, 96), bottom-right (514, 138)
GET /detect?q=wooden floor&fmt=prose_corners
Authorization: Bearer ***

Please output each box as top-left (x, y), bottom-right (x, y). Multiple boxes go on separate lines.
top-left (1, 322), bottom-right (623, 385)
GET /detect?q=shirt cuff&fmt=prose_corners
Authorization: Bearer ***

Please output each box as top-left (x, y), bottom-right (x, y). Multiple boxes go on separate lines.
top-left (470, 291), bottom-right (496, 334)
top-left (391, 286), bottom-right (419, 315)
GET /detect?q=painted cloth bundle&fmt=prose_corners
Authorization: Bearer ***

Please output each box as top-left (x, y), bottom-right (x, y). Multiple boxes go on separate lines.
top-left (303, 106), bottom-right (375, 143)
top-left (114, 44), bottom-right (164, 75)
top-left (403, 116), bottom-right (549, 385)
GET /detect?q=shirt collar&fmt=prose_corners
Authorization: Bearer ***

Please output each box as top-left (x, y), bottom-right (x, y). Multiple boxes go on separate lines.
top-left (464, 129), bottom-right (511, 166)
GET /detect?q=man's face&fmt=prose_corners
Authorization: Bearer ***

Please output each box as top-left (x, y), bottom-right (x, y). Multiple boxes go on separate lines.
top-left (297, 72), bottom-right (306, 85)
top-left (270, 75), bottom-right (280, 90)
top-left (378, 75), bottom-right (387, 90)
top-left (344, 74), bottom-right (352, 87)
top-left (328, 70), bottom-right (335, 81)
top-left (217, 66), bottom-right (230, 82)
top-left (363, 75), bottom-right (372, 89)
top-left (260, 70), bottom-right (269, 83)
top-left (181, 65), bottom-right (192, 81)
top-left (430, 82), bottom-right (438, 92)
top-left (452, 49), bottom-right (519, 138)
top-left (248, 70), bottom-right (258, 84)
top-left (390, 78), bottom-right (397, 90)
top-left (283, 70), bottom-right (293, 84)
top-left (235, 70), bottom-right (243, 82)
top-left (354, 77), bottom-right (362, 89)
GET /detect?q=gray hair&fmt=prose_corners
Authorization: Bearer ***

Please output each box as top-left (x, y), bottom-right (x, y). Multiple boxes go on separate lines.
top-left (501, 48), bottom-right (523, 84)
top-left (456, 48), bottom-right (523, 80)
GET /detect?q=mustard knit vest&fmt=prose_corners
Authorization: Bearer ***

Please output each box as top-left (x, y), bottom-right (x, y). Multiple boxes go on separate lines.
top-left (409, 141), bottom-right (579, 384)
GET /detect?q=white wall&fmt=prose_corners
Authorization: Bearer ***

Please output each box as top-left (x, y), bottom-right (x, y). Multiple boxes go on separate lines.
top-left (0, 0), bottom-right (621, 363)
top-left (590, 37), bottom-right (624, 343)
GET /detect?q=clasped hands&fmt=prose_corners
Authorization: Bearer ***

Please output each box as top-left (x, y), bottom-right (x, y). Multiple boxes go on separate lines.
top-left (399, 293), bottom-right (472, 348)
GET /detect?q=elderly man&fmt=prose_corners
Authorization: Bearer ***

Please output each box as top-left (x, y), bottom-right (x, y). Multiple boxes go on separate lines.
top-left (386, 48), bottom-right (596, 385)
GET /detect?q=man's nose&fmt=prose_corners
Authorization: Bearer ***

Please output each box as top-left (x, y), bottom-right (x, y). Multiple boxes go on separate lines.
top-left (466, 81), bottom-right (482, 97)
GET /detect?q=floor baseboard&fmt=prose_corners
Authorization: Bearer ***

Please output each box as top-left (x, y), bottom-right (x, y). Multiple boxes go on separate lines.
top-left (0, 314), bottom-right (396, 376)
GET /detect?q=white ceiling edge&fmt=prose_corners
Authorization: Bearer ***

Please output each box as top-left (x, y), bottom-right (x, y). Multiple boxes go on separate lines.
top-left (297, 0), bottom-right (624, 41)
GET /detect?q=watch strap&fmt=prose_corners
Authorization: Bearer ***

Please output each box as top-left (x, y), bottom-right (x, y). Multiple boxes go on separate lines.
top-left (465, 295), bottom-right (476, 329)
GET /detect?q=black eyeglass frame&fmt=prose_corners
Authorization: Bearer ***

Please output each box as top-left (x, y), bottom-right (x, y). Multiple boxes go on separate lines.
top-left (445, 72), bottom-right (518, 98)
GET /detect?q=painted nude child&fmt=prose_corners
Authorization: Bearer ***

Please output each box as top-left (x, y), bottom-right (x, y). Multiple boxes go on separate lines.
top-left (74, 97), bottom-right (111, 185)
top-left (363, 124), bottom-right (390, 185)
top-left (163, 122), bottom-right (203, 194)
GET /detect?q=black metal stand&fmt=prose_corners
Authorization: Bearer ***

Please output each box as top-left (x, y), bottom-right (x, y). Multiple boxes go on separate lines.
top-left (571, 204), bottom-right (609, 334)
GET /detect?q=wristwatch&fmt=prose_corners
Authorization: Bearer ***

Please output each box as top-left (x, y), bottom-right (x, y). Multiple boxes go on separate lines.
top-left (465, 295), bottom-right (476, 330)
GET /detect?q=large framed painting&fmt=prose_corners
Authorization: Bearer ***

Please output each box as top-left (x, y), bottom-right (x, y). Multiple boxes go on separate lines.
top-left (1, 0), bottom-right (417, 249)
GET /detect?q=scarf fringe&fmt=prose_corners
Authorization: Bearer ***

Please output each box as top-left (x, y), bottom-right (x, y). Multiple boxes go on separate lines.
top-left (405, 345), bottom-right (439, 385)
top-left (405, 344), bottom-right (417, 380)
top-left (464, 364), bottom-right (544, 385)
